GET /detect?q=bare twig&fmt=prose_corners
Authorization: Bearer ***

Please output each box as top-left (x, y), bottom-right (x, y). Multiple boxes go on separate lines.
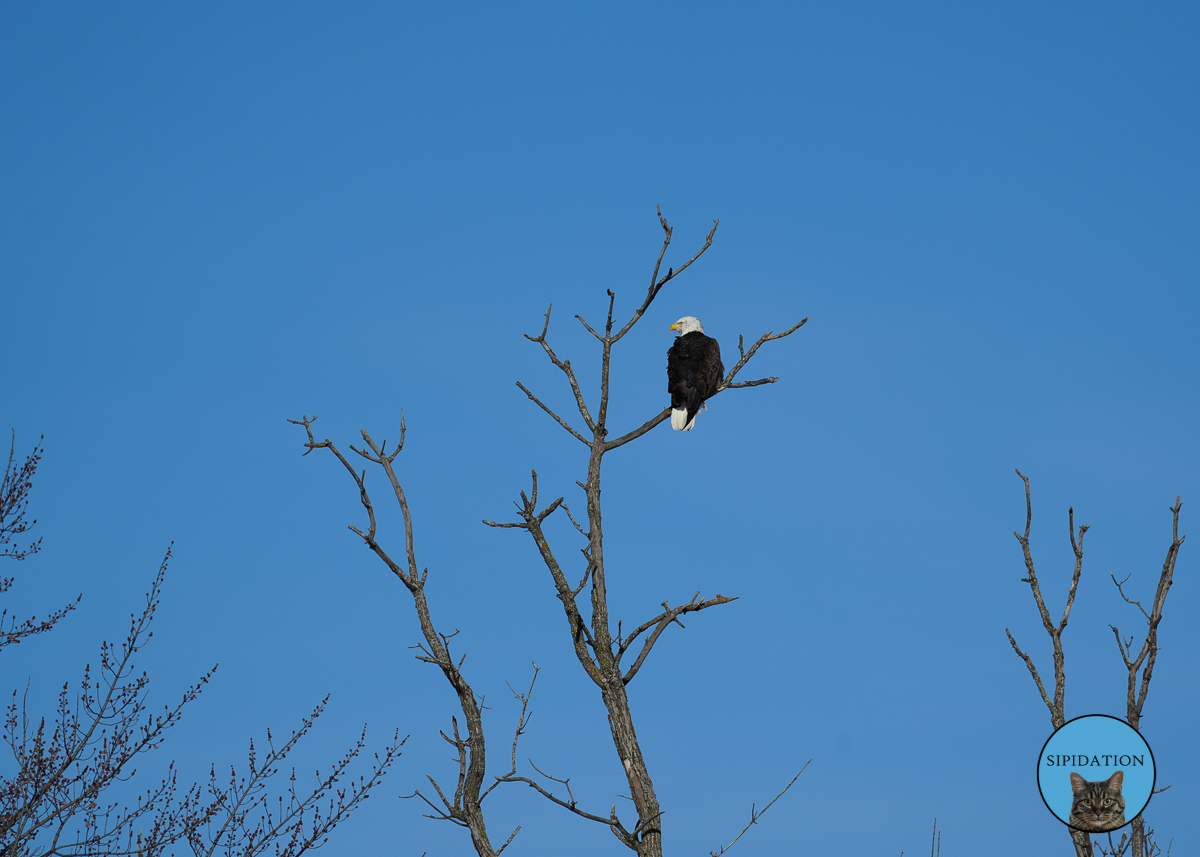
top-left (708, 761), bottom-right (809, 857)
top-left (481, 666), bottom-right (539, 804)
top-left (610, 207), bottom-right (719, 345)
top-left (520, 304), bottom-right (598, 432)
top-left (0, 586), bottom-right (79, 653)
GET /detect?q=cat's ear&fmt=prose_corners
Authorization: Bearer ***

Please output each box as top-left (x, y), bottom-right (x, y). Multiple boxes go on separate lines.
top-left (1107, 770), bottom-right (1123, 792)
top-left (1070, 772), bottom-right (1086, 794)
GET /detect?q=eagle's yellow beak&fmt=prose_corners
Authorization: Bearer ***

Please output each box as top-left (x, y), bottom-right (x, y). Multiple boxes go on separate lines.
top-left (669, 323), bottom-right (679, 331)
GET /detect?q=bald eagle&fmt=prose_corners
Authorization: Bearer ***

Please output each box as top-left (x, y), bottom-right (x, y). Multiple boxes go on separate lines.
top-left (667, 316), bottom-right (724, 431)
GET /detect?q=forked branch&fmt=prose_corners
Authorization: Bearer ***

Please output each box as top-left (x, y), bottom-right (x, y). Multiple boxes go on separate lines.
top-left (498, 760), bottom-right (637, 851)
top-left (484, 472), bottom-right (599, 683)
top-left (611, 205), bottom-right (719, 345)
top-left (481, 666), bottom-right (539, 805)
top-left (1107, 496), bottom-right (1185, 730)
top-left (720, 319), bottom-right (809, 390)
top-left (618, 592), bottom-right (739, 684)
top-left (1004, 469), bottom-right (1086, 727)
top-left (521, 304), bottom-right (597, 438)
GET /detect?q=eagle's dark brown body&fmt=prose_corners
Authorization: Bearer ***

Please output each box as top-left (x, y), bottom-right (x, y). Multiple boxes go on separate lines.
top-left (667, 331), bottom-right (724, 430)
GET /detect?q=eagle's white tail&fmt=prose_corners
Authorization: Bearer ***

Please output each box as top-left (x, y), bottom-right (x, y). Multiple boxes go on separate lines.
top-left (671, 408), bottom-right (695, 431)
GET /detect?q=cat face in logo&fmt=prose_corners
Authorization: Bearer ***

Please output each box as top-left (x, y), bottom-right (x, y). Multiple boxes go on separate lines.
top-left (1069, 770), bottom-right (1126, 832)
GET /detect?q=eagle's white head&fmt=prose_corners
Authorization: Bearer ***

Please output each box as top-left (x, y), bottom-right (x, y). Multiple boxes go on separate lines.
top-left (669, 316), bottom-right (704, 335)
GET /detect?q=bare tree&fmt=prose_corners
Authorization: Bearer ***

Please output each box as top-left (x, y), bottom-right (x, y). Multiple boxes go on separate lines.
top-left (1, 443), bottom-right (401, 857)
top-left (291, 209), bottom-right (808, 857)
top-left (483, 208), bottom-right (806, 857)
top-left (1005, 472), bottom-right (1184, 857)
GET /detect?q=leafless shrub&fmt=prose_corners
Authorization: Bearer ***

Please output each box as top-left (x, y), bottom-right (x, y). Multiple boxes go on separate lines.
top-left (1, 447), bottom-right (400, 857)
top-left (1, 548), bottom-right (209, 857)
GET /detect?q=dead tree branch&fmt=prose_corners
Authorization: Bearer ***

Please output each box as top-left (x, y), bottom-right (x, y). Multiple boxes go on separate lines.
top-left (708, 761), bottom-right (809, 857)
top-left (515, 381), bottom-right (590, 445)
top-left (719, 319), bottom-right (809, 391)
top-left (1106, 496), bottom-right (1184, 857)
top-left (1004, 469), bottom-right (1087, 729)
top-left (500, 757), bottom-right (637, 849)
top-left (290, 414), bottom-right (510, 857)
top-left (601, 318), bottom-right (807, 453)
top-left (609, 205), bottom-right (718, 345)
top-left (618, 592), bottom-right (739, 685)
top-left (1108, 496), bottom-right (1184, 730)
top-left (522, 305), bottom-right (597, 434)
top-left (1004, 470), bottom-right (1094, 857)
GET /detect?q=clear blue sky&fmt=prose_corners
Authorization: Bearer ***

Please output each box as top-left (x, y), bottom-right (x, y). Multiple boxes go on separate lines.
top-left (3, 4), bottom-right (1197, 855)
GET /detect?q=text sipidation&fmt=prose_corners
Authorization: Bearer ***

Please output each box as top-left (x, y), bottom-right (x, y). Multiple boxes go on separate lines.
top-left (1044, 755), bottom-right (1145, 767)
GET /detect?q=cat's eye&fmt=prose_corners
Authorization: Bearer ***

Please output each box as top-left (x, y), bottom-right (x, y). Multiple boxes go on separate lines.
top-left (1103, 800), bottom-right (1113, 806)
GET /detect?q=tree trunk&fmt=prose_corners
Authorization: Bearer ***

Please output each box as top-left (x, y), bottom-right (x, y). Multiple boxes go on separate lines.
top-left (602, 675), bottom-right (663, 857)
top-left (1070, 828), bottom-right (1093, 857)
